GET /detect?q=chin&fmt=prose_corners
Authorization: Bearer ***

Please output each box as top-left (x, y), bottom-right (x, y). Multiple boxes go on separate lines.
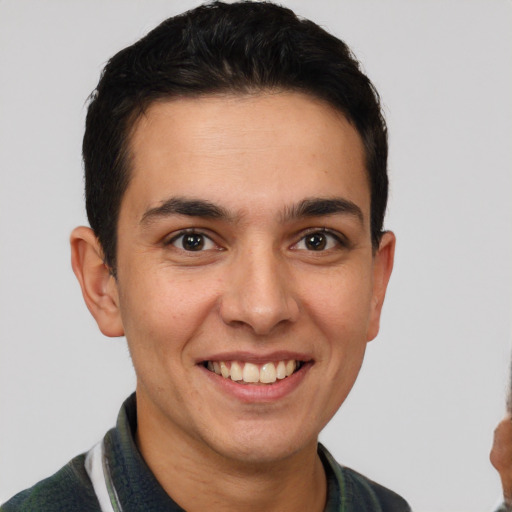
top-left (206, 421), bottom-right (318, 467)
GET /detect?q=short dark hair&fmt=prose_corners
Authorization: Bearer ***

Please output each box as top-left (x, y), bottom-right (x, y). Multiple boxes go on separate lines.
top-left (83, 0), bottom-right (388, 271)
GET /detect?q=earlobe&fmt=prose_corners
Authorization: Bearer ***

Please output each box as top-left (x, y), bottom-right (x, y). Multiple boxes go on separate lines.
top-left (367, 231), bottom-right (396, 341)
top-left (70, 226), bottom-right (124, 337)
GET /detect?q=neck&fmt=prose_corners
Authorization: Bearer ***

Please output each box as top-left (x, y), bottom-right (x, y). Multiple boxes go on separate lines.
top-left (135, 399), bottom-right (327, 512)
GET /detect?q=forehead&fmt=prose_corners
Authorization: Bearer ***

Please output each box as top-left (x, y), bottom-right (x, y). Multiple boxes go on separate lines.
top-left (123, 92), bottom-right (369, 224)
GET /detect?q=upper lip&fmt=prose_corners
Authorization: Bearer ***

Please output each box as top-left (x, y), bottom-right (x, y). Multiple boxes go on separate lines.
top-left (196, 351), bottom-right (313, 364)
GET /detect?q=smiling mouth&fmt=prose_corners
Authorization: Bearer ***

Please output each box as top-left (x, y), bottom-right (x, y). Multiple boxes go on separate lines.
top-left (203, 360), bottom-right (304, 385)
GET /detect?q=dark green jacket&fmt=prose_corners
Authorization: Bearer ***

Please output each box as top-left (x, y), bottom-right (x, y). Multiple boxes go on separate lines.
top-left (2, 395), bottom-right (411, 512)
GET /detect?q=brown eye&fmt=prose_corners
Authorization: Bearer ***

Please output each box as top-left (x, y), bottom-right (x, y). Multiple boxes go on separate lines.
top-left (182, 234), bottom-right (204, 251)
top-left (293, 230), bottom-right (343, 252)
top-left (170, 232), bottom-right (215, 251)
top-left (304, 233), bottom-right (327, 251)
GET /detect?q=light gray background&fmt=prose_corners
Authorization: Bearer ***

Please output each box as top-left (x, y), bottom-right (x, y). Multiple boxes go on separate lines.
top-left (1, 1), bottom-right (511, 510)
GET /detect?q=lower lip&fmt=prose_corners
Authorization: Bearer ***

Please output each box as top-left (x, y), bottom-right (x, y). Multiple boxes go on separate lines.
top-left (199, 362), bottom-right (312, 403)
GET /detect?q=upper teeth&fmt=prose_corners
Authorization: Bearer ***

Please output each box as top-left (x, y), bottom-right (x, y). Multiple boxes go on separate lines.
top-left (206, 360), bottom-right (298, 384)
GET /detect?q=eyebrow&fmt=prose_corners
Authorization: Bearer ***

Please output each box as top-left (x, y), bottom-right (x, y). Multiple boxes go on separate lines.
top-left (140, 196), bottom-right (364, 226)
top-left (140, 197), bottom-right (232, 225)
top-left (282, 197), bottom-right (364, 224)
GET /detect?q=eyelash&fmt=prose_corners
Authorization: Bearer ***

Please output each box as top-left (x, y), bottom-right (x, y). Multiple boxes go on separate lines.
top-left (165, 229), bottom-right (218, 251)
top-left (292, 228), bottom-right (347, 251)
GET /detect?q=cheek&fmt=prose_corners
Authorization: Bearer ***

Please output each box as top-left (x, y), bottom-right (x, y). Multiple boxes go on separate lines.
top-left (118, 270), bottom-right (220, 356)
top-left (299, 266), bottom-right (373, 405)
top-left (300, 265), bottom-right (374, 337)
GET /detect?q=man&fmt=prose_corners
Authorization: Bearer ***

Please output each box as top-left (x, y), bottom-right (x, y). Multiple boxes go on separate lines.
top-left (1, 2), bottom-right (410, 510)
top-left (491, 370), bottom-right (512, 512)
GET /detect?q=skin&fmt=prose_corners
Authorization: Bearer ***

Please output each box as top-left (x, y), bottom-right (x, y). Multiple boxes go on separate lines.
top-left (491, 412), bottom-right (512, 505)
top-left (71, 91), bottom-right (395, 512)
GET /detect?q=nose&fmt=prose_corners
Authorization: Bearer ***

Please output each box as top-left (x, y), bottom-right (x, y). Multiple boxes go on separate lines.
top-left (219, 246), bottom-right (300, 335)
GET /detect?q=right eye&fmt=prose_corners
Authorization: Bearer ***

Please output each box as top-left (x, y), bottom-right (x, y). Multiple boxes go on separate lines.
top-left (169, 231), bottom-right (216, 252)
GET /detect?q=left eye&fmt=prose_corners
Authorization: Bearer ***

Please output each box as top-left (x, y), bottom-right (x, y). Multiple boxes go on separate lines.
top-left (170, 232), bottom-right (216, 251)
top-left (294, 231), bottom-right (341, 251)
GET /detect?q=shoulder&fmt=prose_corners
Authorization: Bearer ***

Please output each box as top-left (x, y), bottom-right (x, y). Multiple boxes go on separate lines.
top-left (319, 444), bottom-right (411, 511)
top-left (341, 466), bottom-right (412, 512)
top-left (493, 503), bottom-right (512, 512)
top-left (1, 454), bottom-right (100, 512)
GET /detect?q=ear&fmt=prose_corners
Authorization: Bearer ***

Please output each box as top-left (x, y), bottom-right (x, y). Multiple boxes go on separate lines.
top-left (366, 231), bottom-right (396, 341)
top-left (70, 226), bottom-right (124, 337)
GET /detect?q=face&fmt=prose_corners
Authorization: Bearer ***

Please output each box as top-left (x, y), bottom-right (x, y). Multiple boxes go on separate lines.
top-left (491, 413), bottom-right (512, 504)
top-left (110, 92), bottom-right (394, 465)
